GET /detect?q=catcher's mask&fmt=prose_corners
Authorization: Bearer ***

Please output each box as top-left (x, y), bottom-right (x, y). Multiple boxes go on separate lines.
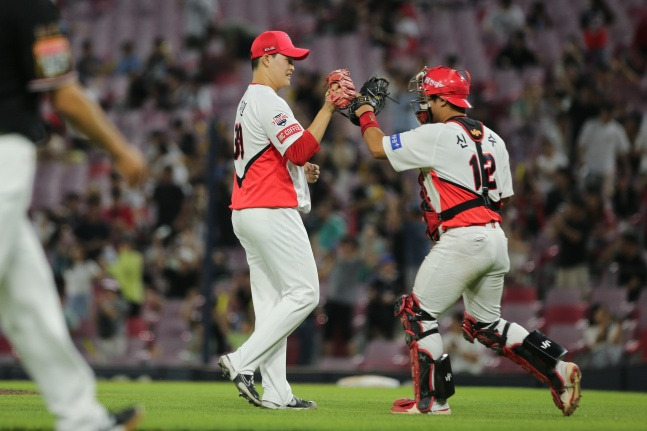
top-left (408, 66), bottom-right (472, 125)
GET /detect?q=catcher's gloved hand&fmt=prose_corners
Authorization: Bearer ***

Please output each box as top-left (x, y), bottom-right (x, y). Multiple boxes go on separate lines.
top-left (324, 68), bottom-right (356, 110)
top-left (348, 77), bottom-right (391, 126)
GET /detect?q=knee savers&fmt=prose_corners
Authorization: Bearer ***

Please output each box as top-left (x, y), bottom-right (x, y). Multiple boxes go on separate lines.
top-left (394, 294), bottom-right (455, 412)
top-left (461, 311), bottom-right (567, 390)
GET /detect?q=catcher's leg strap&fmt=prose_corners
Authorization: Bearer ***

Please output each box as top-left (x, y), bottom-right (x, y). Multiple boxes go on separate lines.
top-left (393, 294), bottom-right (454, 413)
top-left (462, 312), bottom-right (567, 390)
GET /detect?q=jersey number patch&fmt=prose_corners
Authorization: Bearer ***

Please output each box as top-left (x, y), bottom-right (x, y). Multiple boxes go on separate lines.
top-left (469, 153), bottom-right (497, 191)
top-left (234, 123), bottom-right (244, 160)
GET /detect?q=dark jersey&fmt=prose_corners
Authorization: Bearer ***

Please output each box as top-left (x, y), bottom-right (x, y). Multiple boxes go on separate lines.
top-left (0, 0), bottom-right (77, 142)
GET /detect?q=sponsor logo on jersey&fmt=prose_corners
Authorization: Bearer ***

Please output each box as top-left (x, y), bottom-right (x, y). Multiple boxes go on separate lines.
top-left (277, 123), bottom-right (303, 143)
top-left (272, 113), bottom-right (289, 127)
top-left (390, 134), bottom-right (402, 150)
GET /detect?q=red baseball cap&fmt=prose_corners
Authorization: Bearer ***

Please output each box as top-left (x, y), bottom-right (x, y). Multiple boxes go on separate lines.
top-left (250, 30), bottom-right (309, 61)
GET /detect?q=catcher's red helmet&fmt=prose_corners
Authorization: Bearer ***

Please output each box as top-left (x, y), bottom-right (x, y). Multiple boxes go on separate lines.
top-left (409, 66), bottom-right (472, 108)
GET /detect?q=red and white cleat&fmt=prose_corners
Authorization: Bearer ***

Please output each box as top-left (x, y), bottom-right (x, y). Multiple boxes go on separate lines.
top-left (551, 362), bottom-right (582, 416)
top-left (390, 398), bottom-right (451, 415)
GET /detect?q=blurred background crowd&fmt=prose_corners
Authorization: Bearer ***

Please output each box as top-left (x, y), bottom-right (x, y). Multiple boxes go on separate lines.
top-left (1, 0), bottom-right (646, 377)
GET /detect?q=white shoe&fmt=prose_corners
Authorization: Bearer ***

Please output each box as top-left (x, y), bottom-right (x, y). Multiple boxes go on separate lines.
top-left (551, 362), bottom-right (581, 416)
top-left (261, 396), bottom-right (317, 410)
top-left (431, 399), bottom-right (451, 416)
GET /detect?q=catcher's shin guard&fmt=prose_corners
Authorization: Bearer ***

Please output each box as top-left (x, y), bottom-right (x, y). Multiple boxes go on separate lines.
top-left (393, 294), bottom-right (454, 413)
top-left (462, 312), bottom-right (567, 390)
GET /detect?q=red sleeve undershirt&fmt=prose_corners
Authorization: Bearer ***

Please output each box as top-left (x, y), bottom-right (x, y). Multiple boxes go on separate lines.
top-left (284, 130), bottom-right (321, 166)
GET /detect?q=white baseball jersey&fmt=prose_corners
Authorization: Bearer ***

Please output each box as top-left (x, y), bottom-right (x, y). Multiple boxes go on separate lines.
top-left (382, 118), bottom-right (514, 230)
top-left (230, 84), bottom-right (311, 213)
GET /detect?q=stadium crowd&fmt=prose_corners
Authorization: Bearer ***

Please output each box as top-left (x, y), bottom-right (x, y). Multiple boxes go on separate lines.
top-left (3, 0), bottom-right (646, 373)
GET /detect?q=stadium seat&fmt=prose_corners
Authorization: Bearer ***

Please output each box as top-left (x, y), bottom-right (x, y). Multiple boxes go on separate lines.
top-left (501, 303), bottom-right (541, 331)
top-left (589, 287), bottom-right (630, 318)
top-left (544, 287), bottom-right (585, 307)
top-left (541, 304), bottom-right (589, 332)
top-left (546, 322), bottom-right (587, 352)
top-left (358, 340), bottom-right (409, 372)
top-left (502, 284), bottom-right (539, 304)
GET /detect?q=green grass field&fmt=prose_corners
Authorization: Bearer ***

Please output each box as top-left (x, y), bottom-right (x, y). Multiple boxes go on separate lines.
top-left (0, 380), bottom-right (645, 430)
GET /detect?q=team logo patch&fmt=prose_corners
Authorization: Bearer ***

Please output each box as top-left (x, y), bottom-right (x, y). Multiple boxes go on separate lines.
top-left (277, 123), bottom-right (303, 143)
top-left (272, 113), bottom-right (289, 127)
top-left (390, 134), bottom-right (402, 150)
top-left (33, 35), bottom-right (73, 78)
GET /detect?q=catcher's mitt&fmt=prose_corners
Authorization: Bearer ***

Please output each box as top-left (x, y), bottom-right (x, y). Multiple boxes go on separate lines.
top-left (348, 77), bottom-right (391, 126)
top-left (324, 68), bottom-right (356, 109)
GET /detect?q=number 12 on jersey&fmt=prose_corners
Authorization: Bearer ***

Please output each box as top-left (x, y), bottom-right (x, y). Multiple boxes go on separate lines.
top-left (468, 153), bottom-right (497, 191)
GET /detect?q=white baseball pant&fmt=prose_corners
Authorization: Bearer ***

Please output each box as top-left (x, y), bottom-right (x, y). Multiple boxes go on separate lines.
top-left (229, 207), bottom-right (319, 406)
top-left (0, 134), bottom-right (112, 431)
top-left (412, 224), bottom-right (529, 358)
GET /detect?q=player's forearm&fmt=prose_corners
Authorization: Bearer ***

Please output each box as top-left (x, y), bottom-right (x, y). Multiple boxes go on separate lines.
top-left (306, 102), bottom-right (335, 142)
top-left (362, 126), bottom-right (387, 159)
top-left (49, 82), bottom-right (132, 159)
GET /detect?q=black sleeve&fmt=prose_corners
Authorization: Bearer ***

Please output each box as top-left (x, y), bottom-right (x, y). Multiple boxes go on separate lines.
top-left (16, 0), bottom-right (76, 91)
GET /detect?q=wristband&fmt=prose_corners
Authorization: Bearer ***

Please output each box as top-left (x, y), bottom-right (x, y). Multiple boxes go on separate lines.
top-left (359, 111), bottom-right (380, 136)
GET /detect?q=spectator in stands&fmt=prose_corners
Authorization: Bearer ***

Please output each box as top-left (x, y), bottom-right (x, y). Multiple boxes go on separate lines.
top-left (181, 0), bottom-right (218, 51)
top-left (114, 40), bottom-right (142, 76)
top-left (444, 312), bottom-right (486, 375)
top-left (151, 165), bottom-right (186, 231)
top-left (526, 1), bottom-right (553, 32)
top-left (494, 30), bottom-right (539, 71)
top-left (611, 231), bottom-right (647, 302)
top-left (163, 229), bottom-right (200, 299)
top-left (103, 186), bottom-right (136, 235)
top-left (147, 129), bottom-right (189, 185)
top-left (551, 193), bottom-right (592, 294)
top-left (583, 303), bottom-right (623, 368)
top-left (73, 192), bottom-right (111, 262)
top-left (544, 166), bottom-right (573, 218)
top-left (534, 137), bottom-right (569, 195)
top-left (108, 236), bottom-right (145, 317)
top-left (577, 100), bottom-right (630, 200)
top-left (366, 253), bottom-right (403, 340)
top-left (62, 243), bottom-right (103, 326)
top-left (580, 0), bottom-right (615, 66)
top-left (76, 38), bottom-right (104, 85)
top-left (612, 171), bottom-right (639, 221)
top-left (312, 197), bottom-right (348, 256)
top-left (321, 236), bottom-right (365, 357)
top-left (95, 278), bottom-right (128, 363)
top-left (482, 0), bottom-right (526, 45)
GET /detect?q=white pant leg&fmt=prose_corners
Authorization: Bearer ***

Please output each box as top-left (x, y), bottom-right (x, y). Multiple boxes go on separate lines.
top-left (0, 135), bottom-right (110, 431)
top-left (230, 208), bottom-right (318, 405)
top-left (413, 225), bottom-right (509, 357)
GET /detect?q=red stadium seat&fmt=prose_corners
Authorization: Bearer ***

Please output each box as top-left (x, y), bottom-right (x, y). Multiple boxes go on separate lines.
top-left (544, 288), bottom-right (585, 307)
top-left (358, 340), bottom-right (409, 372)
top-left (542, 304), bottom-right (589, 332)
top-left (502, 285), bottom-right (538, 304)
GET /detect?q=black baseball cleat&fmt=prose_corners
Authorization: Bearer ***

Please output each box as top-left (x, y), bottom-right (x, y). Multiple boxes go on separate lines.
top-left (261, 396), bottom-right (318, 410)
top-left (103, 406), bottom-right (143, 431)
top-left (218, 355), bottom-right (262, 407)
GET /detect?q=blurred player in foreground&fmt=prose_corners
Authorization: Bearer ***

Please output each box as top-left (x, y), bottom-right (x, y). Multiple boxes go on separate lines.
top-left (345, 65), bottom-right (581, 416)
top-left (0, 1), bottom-right (145, 429)
top-left (218, 30), bottom-right (356, 410)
